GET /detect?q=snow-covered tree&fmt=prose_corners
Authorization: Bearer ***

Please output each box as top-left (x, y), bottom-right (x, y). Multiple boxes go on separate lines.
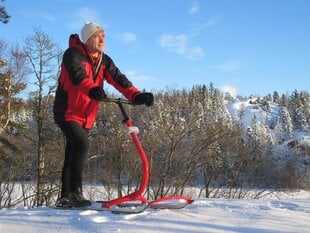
top-left (290, 91), bottom-right (309, 131)
top-left (273, 91), bottom-right (280, 104)
top-left (278, 106), bottom-right (293, 136)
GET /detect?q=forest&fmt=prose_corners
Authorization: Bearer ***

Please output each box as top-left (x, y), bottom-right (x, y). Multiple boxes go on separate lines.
top-left (1, 28), bottom-right (309, 209)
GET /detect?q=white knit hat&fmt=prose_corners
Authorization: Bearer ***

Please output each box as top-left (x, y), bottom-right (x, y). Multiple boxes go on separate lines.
top-left (81, 21), bottom-right (104, 43)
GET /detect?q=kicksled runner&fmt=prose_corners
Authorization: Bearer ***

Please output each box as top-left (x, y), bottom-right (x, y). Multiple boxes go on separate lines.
top-left (55, 98), bottom-right (193, 214)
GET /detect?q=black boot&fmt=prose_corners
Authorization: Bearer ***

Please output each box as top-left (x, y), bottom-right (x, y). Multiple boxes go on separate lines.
top-left (57, 194), bottom-right (71, 207)
top-left (57, 188), bottom-right (91, 208)
top-left (69, 187), bottom-right (91, 207)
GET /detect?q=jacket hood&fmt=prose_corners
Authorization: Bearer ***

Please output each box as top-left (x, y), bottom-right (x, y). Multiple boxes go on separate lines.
top-left (68, 34), bottom-right (88, 54)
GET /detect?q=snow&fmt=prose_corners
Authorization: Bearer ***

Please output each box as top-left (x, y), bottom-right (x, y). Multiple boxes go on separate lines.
top-left (1, 97), bottom-right (309, 232)
top-left (1, 191), bottom-right (309, 233)
top-left (227, 98), bottom-right (269, 129)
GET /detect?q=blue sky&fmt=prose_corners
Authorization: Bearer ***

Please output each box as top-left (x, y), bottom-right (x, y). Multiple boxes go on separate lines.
top-left (1, 0), bottom-right (310, 97)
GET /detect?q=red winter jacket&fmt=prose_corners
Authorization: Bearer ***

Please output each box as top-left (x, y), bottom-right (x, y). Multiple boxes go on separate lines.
top-left (53, 34), bottom-right (140, 128)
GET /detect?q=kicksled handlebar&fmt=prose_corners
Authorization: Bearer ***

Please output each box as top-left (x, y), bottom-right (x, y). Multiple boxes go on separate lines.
top-left (101, 98), bottom-right (135, 122)
top-left (101, 98), bottom-right (134, 105)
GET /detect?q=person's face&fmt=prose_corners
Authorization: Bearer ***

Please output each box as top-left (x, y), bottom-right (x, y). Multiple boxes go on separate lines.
top-left (85, 30), bottom-right (105, 53)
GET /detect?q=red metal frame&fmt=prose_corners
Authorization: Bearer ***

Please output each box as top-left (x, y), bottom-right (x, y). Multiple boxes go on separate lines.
top-left (102, 118), bottom-right (148, 208)
top-left (101, 99), bottom-right (193, 209)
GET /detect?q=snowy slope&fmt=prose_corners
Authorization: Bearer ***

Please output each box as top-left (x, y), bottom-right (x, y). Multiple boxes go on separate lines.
top-left (226, 98), bottom-right (277, 130)
top-left (227, 98), bottom-right (310, 145)
top-left (1, 191), bottom-right (309, 233)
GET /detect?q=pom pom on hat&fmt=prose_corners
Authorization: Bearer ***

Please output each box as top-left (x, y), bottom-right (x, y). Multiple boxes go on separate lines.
top-left (81, 21), bottom-right (104, 43)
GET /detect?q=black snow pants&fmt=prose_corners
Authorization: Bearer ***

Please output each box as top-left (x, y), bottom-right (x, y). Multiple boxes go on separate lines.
top-left (57, 121), bottom-right (89, 197)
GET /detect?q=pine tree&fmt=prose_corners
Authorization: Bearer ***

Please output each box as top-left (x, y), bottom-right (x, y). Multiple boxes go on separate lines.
top-left (0, 0), bottom-right (10, 24)
top-left (273, 91), bottom-right (280, 104)
top-left (0, 41), bottom-right (27, 134)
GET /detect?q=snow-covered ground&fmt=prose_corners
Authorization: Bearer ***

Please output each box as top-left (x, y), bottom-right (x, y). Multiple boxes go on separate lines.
top-left (1, 191), bottom-right (309, 233)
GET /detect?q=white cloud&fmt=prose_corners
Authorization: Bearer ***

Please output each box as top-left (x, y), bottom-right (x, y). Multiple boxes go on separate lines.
top-left (41, 13), bottom-right (56, 22)
top-left (221, 85), bottom-right (238, 97)
top-left (212, 59), bottom-right (242, 72)
top-left (119, 32), bottom-right (137, 44)
top-left (205, 16), bottom-right (218, 27)
top-left (190, 17), bottom-right (218, 36)
top-left (20, 10), bottom-right (55, 22)
top-left (67, 7), bottom-right (103, 31)
top-left (125, 70), bottom-right (155, 83)
top-left (189, 1), bottom-right (200, 15)
top-left (77, 7), bottom-right (100, 23)
top-left (158, 33), bottom-right (204, 60)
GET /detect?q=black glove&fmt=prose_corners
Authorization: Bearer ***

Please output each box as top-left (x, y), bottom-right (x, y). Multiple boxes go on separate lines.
top-left (133, 92), bottom-right (154, 106)
top-left (89, 86), bottom-right (107, 101)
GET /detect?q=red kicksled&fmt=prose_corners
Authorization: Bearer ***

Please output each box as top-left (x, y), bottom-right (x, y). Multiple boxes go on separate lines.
top-left (100, 98), bottom-right (194, 211)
